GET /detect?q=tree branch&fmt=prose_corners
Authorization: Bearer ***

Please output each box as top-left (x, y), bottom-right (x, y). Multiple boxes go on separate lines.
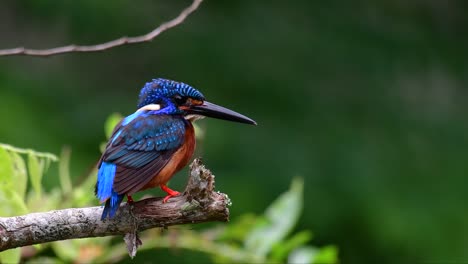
top-left (0, 158), bottom-right (229, 257)
top-left (0, 0), bottom-right (203, 57)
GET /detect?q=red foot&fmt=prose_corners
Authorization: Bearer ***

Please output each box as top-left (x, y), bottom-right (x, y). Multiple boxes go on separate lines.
top-left (127, 195), bottom-right (134, 204)
top-left (161, 184), bottom-right (180, 203)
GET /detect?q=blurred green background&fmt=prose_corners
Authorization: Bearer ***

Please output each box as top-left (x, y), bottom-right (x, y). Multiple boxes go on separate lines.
top-left (1, 0), bottom-right (467, 263)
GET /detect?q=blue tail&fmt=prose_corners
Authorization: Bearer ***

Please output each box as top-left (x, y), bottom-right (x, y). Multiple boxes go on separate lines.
top-left (101, 190), bottom-right (124, 220)
top-left (96, 162), bottom-right (124, 220)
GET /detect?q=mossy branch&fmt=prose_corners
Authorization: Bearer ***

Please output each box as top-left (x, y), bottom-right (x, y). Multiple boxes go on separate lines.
top-left (0, 159), bottom-right (229, 257)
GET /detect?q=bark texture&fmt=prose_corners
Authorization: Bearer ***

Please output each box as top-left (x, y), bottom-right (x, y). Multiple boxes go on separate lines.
top-left (0, 158), bottom-right (229, 256)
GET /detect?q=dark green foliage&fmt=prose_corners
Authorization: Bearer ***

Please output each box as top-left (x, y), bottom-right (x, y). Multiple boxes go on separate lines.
top-left (1, 0), bottom-right (468, 263)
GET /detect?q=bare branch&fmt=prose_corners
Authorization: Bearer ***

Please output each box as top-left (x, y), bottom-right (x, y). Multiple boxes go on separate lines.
top-left (0, 158), bottom-right (229, 257)
top-left (0, 0), bottom-right (203, 57)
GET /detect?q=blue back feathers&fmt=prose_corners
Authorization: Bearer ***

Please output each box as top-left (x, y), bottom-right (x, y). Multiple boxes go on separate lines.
top-left (107, 115), bottom-right (186, 168)
top-left (137, 78), bottom-right (205, 108)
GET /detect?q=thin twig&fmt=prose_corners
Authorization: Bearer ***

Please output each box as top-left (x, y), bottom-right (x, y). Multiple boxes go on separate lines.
top-left (0, 0), bottom-right (203, 57)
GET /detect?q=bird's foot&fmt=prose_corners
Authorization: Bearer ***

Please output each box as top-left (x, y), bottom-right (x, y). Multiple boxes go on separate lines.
top-left (127, 195), bottom-right (134, 204)
top-left (161, 184), bottom-right (180, 203)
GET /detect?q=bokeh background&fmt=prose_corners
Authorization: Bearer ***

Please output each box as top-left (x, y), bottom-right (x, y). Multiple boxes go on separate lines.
top-left (1, 0), bottom-right (468, 263)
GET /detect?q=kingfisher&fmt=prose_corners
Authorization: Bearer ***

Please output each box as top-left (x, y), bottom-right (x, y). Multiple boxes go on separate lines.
top-left (95, 78), bottom-right (256, 219)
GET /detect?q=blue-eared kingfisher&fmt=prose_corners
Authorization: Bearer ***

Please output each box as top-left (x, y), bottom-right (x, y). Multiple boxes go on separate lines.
top-left (95, 78), bottom-right (256, 219)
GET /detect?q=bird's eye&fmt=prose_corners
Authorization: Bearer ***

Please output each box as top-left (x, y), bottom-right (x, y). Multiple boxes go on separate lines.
top-left (174, 95), bottom-right (188, 105)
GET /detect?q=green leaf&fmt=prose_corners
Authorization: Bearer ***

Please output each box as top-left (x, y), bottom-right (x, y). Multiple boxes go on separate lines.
top-left (59, 146), bottom-right (72, 195)
top-left (6, 189), bottom-right (28, 215)
top-left (218, 214), bottom-right (258, 242)
top-left (0, 148), bottom-right (22, 217)
top-left (25, 256), bottom-right (60, 263)
top-left (313, 245), bottom-right (339, 264)
top-left (244, 178), bottom-right (304, 257)
top-left (28, 151), bottom-right (44, 199)
top-left (193, 122), bottom-right (205, 140)
top-left (26, 188), bottom-right (61, 212)
top-left (288, 246), bottom-right (317, 264)
top-left (43, 155), bottom-right (52, 172)
top-left (0, 143), bottom-right (58, 162)
top-left (0, 190), bottom-right (15, 217)
top-left (71, 168), bottom-right (98, 207)
top-left (104, 113), bottom-right (123, 139)
top-left (51, 239), bottom-right (79, 261)
top-left (0, 248), bottom-right (21, 264)
top-left (10, 152), bottom-right (27, 199)
top-left (99, 142), bottom-right (106, 153)
top-left (271, 230), bottom-right (313, 262)
top-left (288, 245), bottom-right (338, 264)
top-left (0, 147), bottom-right (14, 188)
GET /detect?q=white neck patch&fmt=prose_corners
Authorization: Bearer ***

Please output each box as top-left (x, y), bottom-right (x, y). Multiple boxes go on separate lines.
top-left (137, 104), bottom-right (161, 112)
top-left (185, 114), bottom-right (205, 122)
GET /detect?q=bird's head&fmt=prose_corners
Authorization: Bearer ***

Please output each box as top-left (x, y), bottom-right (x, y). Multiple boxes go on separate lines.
top-left (137, 78), bottom-right (256, 125)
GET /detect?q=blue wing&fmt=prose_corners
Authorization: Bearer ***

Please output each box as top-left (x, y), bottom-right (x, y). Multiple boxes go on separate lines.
top-left (96, 111), bottom-right (186, 219)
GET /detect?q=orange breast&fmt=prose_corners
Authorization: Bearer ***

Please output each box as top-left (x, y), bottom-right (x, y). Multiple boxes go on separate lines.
top-left (142, 121), bottom-right (196, 189)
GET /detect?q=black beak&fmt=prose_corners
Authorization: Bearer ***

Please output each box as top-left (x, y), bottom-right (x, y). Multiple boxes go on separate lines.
top-left (186, 101), bottom-right (257, 125)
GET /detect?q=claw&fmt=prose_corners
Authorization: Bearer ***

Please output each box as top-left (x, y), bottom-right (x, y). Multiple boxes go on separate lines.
top-left (161, 184), bottom-right (180, 203)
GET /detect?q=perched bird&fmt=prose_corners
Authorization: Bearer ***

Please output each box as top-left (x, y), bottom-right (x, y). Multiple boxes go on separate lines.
top-left (95, 78), bottom-right (256, 219)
